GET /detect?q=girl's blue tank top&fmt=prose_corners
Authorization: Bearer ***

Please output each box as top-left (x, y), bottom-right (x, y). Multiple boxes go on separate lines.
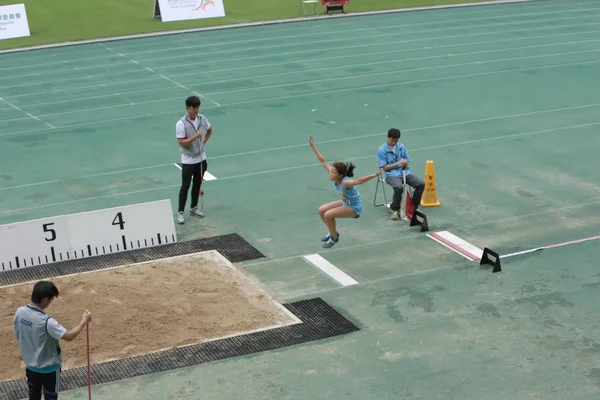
top-left (335, 176), bottom-right (362, 207)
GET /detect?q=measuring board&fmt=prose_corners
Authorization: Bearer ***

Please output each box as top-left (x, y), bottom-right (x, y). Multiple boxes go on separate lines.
top-left (0, 199), bottom-right (177, 271)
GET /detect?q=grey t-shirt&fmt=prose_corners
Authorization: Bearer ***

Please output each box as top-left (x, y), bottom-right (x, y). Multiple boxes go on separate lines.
top-left (14, 305), bottom-right (66, 372)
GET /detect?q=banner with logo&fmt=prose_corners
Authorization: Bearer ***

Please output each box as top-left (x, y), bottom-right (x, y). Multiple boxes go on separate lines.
top-left (0, 3), bottom-right (30, 41)
top-left (156, 0), bottom-right (226, 22)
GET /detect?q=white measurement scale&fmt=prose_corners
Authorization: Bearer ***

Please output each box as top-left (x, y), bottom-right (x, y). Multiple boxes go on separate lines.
top-left (0, 199), bottom-right (177, 271)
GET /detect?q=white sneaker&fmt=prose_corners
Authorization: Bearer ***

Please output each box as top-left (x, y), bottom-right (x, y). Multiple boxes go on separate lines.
top-left (176, 212), bottom-right (185, 224)
top-left (391, 211), bottom-right (399, 220)
top-left (189, 207), bottom-right (204, 218)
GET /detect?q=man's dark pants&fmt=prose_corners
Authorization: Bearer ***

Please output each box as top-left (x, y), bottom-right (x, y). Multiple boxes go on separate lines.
top-left (26, 368), bottom-right (60, 400)
top-left (385, 173), bottom-right (425, 211)
top-left (178, 159), bottom-right (208, 213)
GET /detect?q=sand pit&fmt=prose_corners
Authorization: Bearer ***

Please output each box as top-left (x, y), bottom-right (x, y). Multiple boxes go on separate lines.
top-left (0, 250), bottom-right (300, 382)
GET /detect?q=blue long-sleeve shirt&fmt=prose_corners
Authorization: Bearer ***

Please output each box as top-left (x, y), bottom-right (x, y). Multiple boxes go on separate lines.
top-left (377, 142), bottom-right (411, 178)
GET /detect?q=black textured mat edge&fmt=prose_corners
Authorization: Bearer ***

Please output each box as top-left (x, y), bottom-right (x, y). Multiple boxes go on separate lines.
top-left (0, 298), bottom-right (360, 400)
top-left (0, 233), bottom-right (265, 286)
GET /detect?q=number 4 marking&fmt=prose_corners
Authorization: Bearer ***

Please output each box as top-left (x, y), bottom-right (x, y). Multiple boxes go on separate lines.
top-left (112, 212), bottom-right (125, 230)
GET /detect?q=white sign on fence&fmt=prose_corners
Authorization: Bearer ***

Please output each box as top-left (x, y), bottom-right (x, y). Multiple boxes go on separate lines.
top-left (156, 0), bottom-right (226, 22)
top-left (0, 4), bottom-right (30, 41)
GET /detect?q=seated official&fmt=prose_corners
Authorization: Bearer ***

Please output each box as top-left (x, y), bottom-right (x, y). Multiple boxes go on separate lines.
top-left (377, 128), bottom-right (425, 220)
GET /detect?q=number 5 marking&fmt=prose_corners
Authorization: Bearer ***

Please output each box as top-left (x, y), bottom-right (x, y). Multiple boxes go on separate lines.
top-left (43, 223), bottom-right (56, 242)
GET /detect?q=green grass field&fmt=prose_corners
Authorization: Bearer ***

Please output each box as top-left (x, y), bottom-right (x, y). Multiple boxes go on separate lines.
top-left (0, 0), bottom-right (495, 50)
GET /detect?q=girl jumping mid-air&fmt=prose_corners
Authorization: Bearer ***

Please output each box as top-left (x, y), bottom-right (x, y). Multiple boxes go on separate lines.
top-left (309, 135), bottom-right (383, 248)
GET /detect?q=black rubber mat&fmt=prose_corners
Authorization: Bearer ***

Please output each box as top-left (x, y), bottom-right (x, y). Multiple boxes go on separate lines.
top-left (0, 233), bottom-right (265, 286)
top-left (0, 298), bottom-right (360, 400)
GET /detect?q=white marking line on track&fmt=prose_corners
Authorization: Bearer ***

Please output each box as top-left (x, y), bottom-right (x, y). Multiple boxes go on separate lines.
top-left (2, 20), bottom-right (599, 97)
top-left (0, 2), bottom-right (576, 71)
top-left (426, 231), bottom-right (483, 261)
top-left (246, 196), bottom-right (600, 270)
top-left (121, 9), bottom-right (600, 60)
top-left (0, 119), bottom-right (596, 215)
top-left (199, 49), bottom-right (600, 98)
top-left (113, 18), bottom-right (600, 67)
top-left (60, 180), bottom-right (79, 200)
top-left (98, 43), bottom-right (221, 107)
top-left (10, 35), bottom-right (600, 111)
top-left (256, 230), bottom-right (600, 302)
top-left (2, 51), bottom-right (600, 127)
top-left (0, 0), bottom-right (576, 54)
top-left (0, 163), bottom-right (174, 192)
top-left (501, 235), bottom-right (600, 258)
top-left (296, 265), bottom-right (452, 302)
top-left (3, 29), bottom-right (600, 110)
top-left (3, 16), bottom-right (600, 92)
top-left (0, 97), bottom-right (55, 129)
top-left (120, 3), bottom-right (600, 56)
top-left (1, 115), bottom-right (599, 195)
top-left (173, 163), bottom-right (218, 181)
top-left (157, 38), bottom-right (600, 88)
top-left (303, 254), bottom-right (358, 287)
top-left (213, 59), bottom-right (600, 109)
top-left (203, 172), bottom-right (218, 181)
top-left (147, 24), bottom-right (600, 72)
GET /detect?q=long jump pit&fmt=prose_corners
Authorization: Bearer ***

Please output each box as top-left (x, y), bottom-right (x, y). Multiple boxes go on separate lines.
top-left (0, 252), bottom-right (300, 383)
top-left (0, 245), bottom-right (360, 400)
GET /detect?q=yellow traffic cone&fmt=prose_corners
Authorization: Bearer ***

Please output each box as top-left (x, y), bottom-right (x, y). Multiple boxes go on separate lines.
top-left (421, 160), bottom-right (440, 207)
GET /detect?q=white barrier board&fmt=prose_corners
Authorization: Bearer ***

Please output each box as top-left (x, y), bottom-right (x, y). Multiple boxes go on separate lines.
top-left (0, 199), bottom-right (177, 271)
top-left (0, 216), bottom-right (72, 268)
top-left (156, 0), bottom-right (226, 22)
top-left (0, 4), bottom-right (30, 41)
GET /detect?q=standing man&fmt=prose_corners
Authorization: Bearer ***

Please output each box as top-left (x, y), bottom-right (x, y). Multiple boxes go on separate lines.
top-left (14, 280), bottom-right (92, 400)
top-left (176, 95), bottom-right (213, 224)
top-left (377, 128), bottom-right (425, 221)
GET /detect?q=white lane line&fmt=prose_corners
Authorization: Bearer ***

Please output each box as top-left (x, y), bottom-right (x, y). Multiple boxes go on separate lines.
top-left (2, 51), bottom-right (600, 127)
top-left (0, 97), bottom-right (55, 129)
top-left (1, 120), bottom-right (599, 216)
top-left (98, 43), bottom-right (221, 107)
top-left (2, 18), bottom-right (600, 90)
top-left (1, 108), bottom-right (599, 192)
top-left (4, 35), bottom-right (598, 112)
top-left (173, 163), bottom-right (218, 180)
top-left (0, 0), bottom-right (586, 56)
top-left (303, 254), bottom-right (358, 286)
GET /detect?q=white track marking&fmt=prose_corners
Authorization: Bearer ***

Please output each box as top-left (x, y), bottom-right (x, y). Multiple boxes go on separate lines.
top-left (111, 17), bottom-right (600, 66)
top-left (3, 17), bottom-right (600, 89)
top-left (304, 254), bottom-right (358, 286)
top-left (0, 97), bottom-right (55, 129)
top-left (1, 52), bottom-right (600, 126)
top-left (1, 101), bottom-right (599, 194)
top-left (3, 34), bottom-right (599, 111)
top-left (1, 120), bottom-right (599, 214)
top-left (200, 49), bottom-right (600, 97)
top-left (126, 21), bottom-right (600, 68)
top-left (0, 0), bottom-right (588, 57)
top-left (246, 195), bottom-right (600, 269)
top-left (121, 7), bottom-right (600, 57)
top-left (98, 43), bottom-right (221, 107)
top-left (2, 26), bottom-right (598, 106)
top-left (126, 3), bottom-right (600, 55)
top-left (426, 231), bottom-right (484, 261)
